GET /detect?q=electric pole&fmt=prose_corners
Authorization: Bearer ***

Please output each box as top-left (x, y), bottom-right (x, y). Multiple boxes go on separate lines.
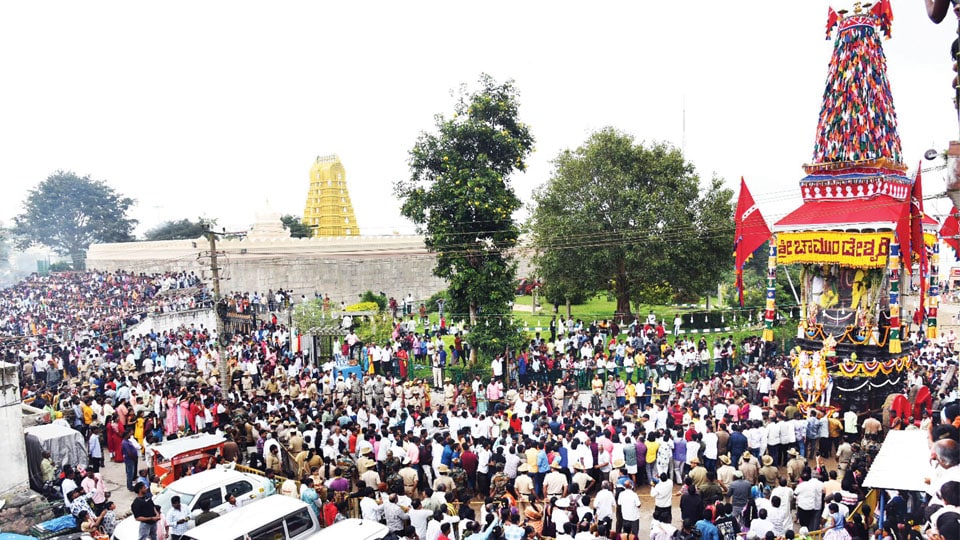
top-left (204, 225), bottom-right (229, 387)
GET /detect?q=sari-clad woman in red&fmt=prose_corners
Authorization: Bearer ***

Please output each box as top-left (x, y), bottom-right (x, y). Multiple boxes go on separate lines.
top-left (106, 413), bottom-right (124, 463)
top-left (397, 349), bottom-right (408, 380)
top-left (187, 397), bottom-right (200, 433)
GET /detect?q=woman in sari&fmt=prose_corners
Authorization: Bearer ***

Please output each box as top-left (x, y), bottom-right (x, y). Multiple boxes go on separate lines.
top-left (177, 393), bottom-right (190, 432)
top-left (187, 397), bottom-right (201, 433)
top-left (106, 413), bottom-right (123, 463)
top-left (164, 391), bottom-right (178, 435)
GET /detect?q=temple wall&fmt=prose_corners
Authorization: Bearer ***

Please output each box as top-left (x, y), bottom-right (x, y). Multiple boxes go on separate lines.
top-left (88, 236), bottom-right (534, 306)
top-left (0, 362), bottom-right (28, 495)
top-left (124, 309), bottom-right (218, 340)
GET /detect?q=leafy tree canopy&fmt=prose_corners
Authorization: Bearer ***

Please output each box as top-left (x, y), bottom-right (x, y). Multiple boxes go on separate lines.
top-left (280, 214), bottom-right (313, 238)
top-left (395, 74), bottom-right (534, 358)
top-left (145, 218), bottom-right (207, 241)
top-left (530, 128), bottom-right (734, 319)
top-left (13, 171), bottom-right (136, 269)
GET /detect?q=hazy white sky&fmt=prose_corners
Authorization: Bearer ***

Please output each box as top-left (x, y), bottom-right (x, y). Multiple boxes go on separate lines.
top-left (1, 1), bottom-right (958, 237)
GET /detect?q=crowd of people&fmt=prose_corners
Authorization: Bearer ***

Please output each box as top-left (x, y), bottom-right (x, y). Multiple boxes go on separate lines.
top-left (2, 270), bottom-right (959, 540)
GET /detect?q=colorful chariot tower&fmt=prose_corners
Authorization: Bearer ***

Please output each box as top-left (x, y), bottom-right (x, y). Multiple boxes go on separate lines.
top-left (770, 2), bottom-right (930, 412)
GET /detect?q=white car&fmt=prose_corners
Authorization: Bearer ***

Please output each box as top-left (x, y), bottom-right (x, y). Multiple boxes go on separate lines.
top-left (305, 519), bottom-right (390, 540)
top-left (183, 496), bottom-right (321, 540)
top-left (111, 467), bottom-right (273, 540)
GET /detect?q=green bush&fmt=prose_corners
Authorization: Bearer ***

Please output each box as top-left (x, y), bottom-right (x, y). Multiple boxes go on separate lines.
top-left (359, 290), bottom-right (387, 311)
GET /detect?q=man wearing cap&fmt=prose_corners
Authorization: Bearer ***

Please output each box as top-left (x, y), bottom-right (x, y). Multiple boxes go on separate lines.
top-left (572, 462), bottom-right (594, 494)
top-left (443, 378), bottom-right (457, 408)
top-left (433, 463), bottom-right (455, 492)
top-left (544, 461), bottom-right (567, 498)
top-left (514, 463), bottom-right (535, 502)
top-left (786, 447), bottom-right (806, 487)
top-left (688, 457), bottom-right (707, 490)
top-left (716, 454), bottom-right (736, 489)
top-left (398, 457), bottom-right (420, 498)
top-left (759, 454), bottom-right (779, 487)
top-left (739, 451), bottom-right (759, 485)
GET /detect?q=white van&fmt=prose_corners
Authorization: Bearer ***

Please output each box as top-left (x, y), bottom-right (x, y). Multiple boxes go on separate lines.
top-left (305, 519), bottom-right (390, 540)
top-left (112, 468), bottom-right (273, 540)
top-left (182, 495), bottom-right (320, 540)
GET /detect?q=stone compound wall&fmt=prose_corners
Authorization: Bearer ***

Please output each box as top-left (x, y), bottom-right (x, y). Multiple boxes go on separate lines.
top-left (0, 362), bottom-right (28, 495)
top-left (124, 309), bottom-right (219, 340)
top-left (87, 235), bottom-right (534, 306)
top-left (87, 236), bottom-right (448, 305)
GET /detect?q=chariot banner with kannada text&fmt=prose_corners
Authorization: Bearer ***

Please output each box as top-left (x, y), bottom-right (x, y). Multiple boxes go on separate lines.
top-left (776, 231), bottom-right (892, 267)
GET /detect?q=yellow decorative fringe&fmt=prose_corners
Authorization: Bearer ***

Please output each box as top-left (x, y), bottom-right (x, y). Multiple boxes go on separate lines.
top-left (888, 338), bottom-right (901, 354)
top-left (762, 328), bottom-right (774, 342)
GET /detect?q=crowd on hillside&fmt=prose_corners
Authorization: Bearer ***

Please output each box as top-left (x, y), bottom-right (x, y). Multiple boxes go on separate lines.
top-left (1, 270), bottom-right (959, 540)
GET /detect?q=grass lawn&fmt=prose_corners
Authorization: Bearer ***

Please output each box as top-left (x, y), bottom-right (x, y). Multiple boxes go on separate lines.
top-left (510, 294), bottom-right (726, 329)
top-left (400, 294), bottom-right (789, 368)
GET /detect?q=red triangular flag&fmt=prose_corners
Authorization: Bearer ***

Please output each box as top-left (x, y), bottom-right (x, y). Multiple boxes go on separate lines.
top-left (896, 194), bottom-right (912, 276)
top-left (910, 166), bottom-right (927, 314)
top-left (826, 7), bottom-right (839, 40)
top-left (941, 206), bottom-right (960, 260)
top-left (734, 178), bottom-right (771, 307)
top-left (871, 0), bottom-right (894, 38)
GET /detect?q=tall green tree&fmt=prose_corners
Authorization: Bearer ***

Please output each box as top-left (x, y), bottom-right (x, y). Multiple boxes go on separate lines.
top-left (395, 74), bottom-right (534, 359)
top-left (530, 128), bottom-right (734, 319)
top-left (145, 218), bottom-right (206, 241)
top-left (14, 171), bottom-right (136, 269)
top-left (280, 214), bottom-right (313, 238)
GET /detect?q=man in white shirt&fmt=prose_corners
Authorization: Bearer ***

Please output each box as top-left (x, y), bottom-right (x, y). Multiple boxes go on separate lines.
top-left (617, 480), bottom-right (642, 540)
top-left (794, 470), bottom-right (824, 531)
top-left (702, 428), bottom-right (719, 471)
top-left (166, 495), bottom-right (192, 540)
top-left (651, 473), bottom-right (674, 524)
top-left (593, 481), bottom-right (616, 523)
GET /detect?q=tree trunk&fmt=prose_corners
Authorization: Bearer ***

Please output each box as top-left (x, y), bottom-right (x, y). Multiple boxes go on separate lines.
top-left (614, 260), bottom-right (633, 322)
top-left (469, 302), bottom-right (478, 365)
top-left (565, 298), bottom-right (572, 318)
top-left (71, 250), bottom-right (86, 271)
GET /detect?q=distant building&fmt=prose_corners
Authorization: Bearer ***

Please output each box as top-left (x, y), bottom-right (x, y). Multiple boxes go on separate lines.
top-left (303, 155), bottom-right (358, 237)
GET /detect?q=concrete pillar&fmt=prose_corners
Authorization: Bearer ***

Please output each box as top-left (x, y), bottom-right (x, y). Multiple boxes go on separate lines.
top-left (0, 361), bottom-right (28, 494)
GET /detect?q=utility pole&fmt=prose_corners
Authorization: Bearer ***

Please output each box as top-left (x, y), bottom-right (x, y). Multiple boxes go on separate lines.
top-left (204, 225), bottom-right (229, 387)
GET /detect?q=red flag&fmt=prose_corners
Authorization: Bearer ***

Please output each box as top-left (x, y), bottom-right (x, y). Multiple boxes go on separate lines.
top-left (910, 166), bottom-right (927, 313)
top-left (826, 7), bottom-right (839, 40)
top-left (871, 0), bottom-right (894, 38)
top-left (734, 178), bottom-right (771, 306)
top-left (896, 194), bottom-right (912, 276)
top-left (941, 206), bottom-right (960, 259)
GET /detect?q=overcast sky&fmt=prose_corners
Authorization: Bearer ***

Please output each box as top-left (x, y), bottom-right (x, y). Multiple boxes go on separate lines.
top-left (1, 1), bottom-right (958, 237)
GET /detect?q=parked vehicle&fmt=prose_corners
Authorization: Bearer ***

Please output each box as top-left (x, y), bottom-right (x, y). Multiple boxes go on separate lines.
top-left (181, 495), bottom-right (320, 540)
top-left (305, 519), bottom-right (390, 540)
top-left (111, 467), bottom-right (272, 540)
top-left (150, 433), bottom-right (226, 487)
